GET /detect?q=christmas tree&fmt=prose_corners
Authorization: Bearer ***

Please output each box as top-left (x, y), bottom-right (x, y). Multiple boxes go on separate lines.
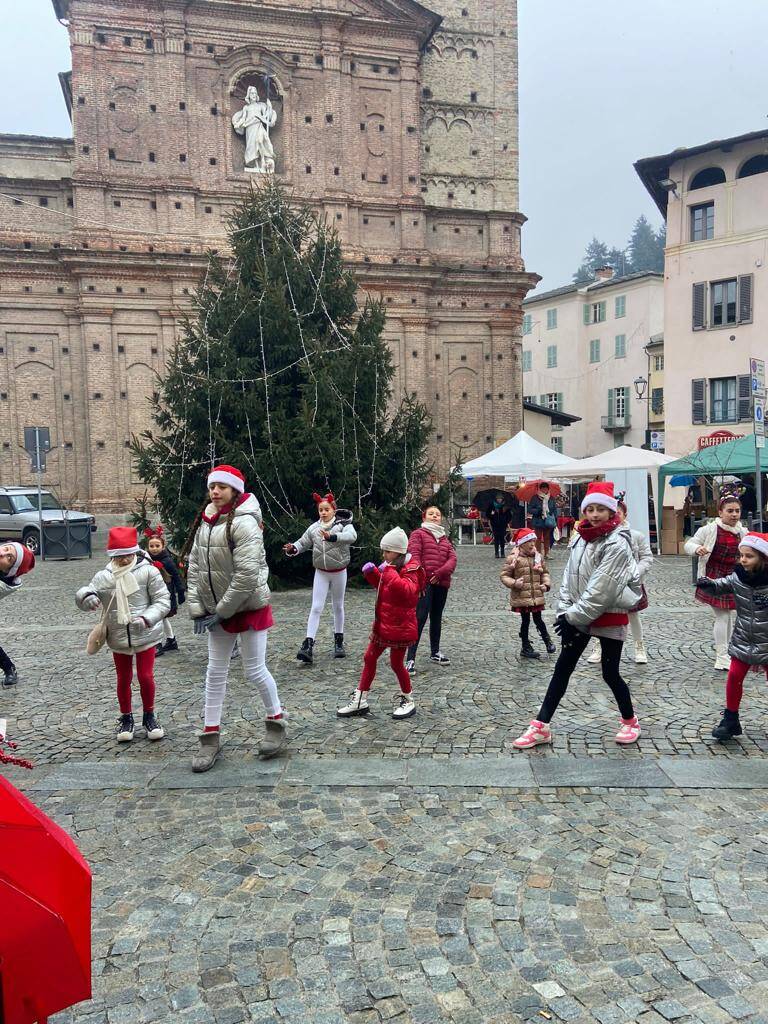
top-left (131, 183), bottom-right (433, 582)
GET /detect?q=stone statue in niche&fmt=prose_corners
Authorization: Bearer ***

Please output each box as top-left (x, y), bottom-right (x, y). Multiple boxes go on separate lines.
top-left (232, 83), bottom-right (277, 173)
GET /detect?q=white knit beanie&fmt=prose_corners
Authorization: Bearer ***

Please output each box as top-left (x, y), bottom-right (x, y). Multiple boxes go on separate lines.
top-left (380, 527), bottom-right (409, 554)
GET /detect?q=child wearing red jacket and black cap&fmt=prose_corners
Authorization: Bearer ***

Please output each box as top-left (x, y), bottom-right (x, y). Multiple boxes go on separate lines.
top-left (337, 527), bottom-right (426, 721)
top-left (0, 542), bottom-right (36, 686)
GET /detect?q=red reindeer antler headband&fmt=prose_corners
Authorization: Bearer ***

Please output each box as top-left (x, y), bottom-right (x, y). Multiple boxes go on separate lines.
top-left (144, 524), bottom-right (166, 539)
top-left (312, 491), bottom-right (336, 509)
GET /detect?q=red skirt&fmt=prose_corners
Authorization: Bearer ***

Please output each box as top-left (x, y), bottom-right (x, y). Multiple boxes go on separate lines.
top-left (695, 529), bottom-right (738, 610)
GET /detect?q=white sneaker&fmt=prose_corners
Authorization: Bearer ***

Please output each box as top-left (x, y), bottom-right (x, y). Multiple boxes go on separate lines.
top-left (405, 659), bottom-right (416, 676)
top-left (115, 714), bottom-right (134, 743)
top-left (392, 693), bottom-right (416, 719)
top-left (336, 690), bottom-right (370, 718)
top-left (587, 641), bottom-right (601, 664)
top-left (634, 643), bottom-right (648, 664)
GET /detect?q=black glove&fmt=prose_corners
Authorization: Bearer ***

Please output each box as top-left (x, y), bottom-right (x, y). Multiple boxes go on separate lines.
top-left (553, 614), bottom-right (578, 645)
top-left (696, 577), bottom-right (716, 590)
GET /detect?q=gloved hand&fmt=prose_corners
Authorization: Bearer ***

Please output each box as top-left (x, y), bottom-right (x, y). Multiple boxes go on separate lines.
top-left (283, 543), bottom-right (298, 556)
top-left (204, 613), bottom-right (222, 632)
top-left (193, 615), bottom-right (215, 635)
top-left (130, 617), bottom-right (147, 630)
top-left (379, 562), bottom-right (389, 572)
top-left (362, 562), bottom-right (376, 574)
top-left (83, 594), bottom-right (101, 611)
top-left (553, 614), bottom-right (578, 645)
top-left (696, 576), bottom-right (716, 589)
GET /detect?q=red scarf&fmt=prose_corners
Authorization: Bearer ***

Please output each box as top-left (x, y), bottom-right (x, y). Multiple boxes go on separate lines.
top-left (577, 515), bottom-right (621, 543)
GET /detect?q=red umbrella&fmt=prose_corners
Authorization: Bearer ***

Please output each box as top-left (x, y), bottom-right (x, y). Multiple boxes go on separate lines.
top-left (515, 480), bottom-right (562, 503)
top-left (0, 776), bottom-right (92, 1024)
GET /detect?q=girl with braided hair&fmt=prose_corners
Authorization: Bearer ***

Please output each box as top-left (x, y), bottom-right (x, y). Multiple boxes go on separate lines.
top-left (283, 491), bottom-right (357, 664)
top-left (187, 465), bottom-right (286, 773)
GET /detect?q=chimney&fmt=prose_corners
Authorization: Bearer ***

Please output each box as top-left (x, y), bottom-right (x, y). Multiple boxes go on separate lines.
top-left (594, 266), bottom-right (614, 282)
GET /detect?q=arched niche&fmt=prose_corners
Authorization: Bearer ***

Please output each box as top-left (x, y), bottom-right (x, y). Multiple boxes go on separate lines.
top-left (230, 71), bottom-right (285, 175)
top-left (689, 166), bottom-right (726, 190)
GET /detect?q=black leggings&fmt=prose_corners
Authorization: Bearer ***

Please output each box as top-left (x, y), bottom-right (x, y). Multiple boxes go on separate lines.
top-left (492, 530), bottom-right (506, 557)
top-left (537, 631), bottom-right (634, 724)
top-left (0, 646), bottom-right (13, 674)
top-left (407, 584), bottom-right (449, 660)
top-left (519, 610), bottom-right (548, 642)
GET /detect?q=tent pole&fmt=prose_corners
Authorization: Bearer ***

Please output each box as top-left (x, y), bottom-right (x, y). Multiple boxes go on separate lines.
top-left (757, 441), bottom-right (764, 531)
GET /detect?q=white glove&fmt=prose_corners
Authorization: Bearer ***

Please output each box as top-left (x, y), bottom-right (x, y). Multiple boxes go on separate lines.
top-left (83, 594), bottom-right (101, 611)
top-left (130, 617), bottom-right (147, 630)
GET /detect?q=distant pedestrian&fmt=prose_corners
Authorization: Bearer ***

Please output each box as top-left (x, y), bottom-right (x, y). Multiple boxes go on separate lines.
top-left (500, 528), bottom-right (555, 660)
top-left (0, 542), bottom-right (36, 687)
top-left (697, 532), bottom-right (768, 740)
top-left (587, 496), bottom-right (653, 665)
top-left (144, 525), bottom-right (186, 656)
top-left (513, 482), bottom-right (643, 749)
top-left (76, 527), bottom-right (170, 743)
top-left (684, 495), bottom-right (746, 670)
top-left (405, 505), bottom-right (456, 675)
top-left (187, 465), bottom-right (286, 772)
top-left (283, 492), bottom-right (357, 664)
top-left (337, 527), bottom-right (425, 721)
top-left (529, 482), bottom-right (557, 556)
top-left (488, 493), bottom-right (512, 558)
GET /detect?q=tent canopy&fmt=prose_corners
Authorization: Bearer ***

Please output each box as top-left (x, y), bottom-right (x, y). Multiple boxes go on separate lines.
top-left (459, 431), bottom-right (577, 479)
top-left (543, 444), bottom-right (674, 478)
top-left (658, 434), bottom-right (768, 481)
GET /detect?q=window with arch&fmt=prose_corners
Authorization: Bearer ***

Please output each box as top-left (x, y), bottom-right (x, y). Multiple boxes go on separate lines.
top-left (737, 154), bottom-right (768, 180)
top-left (689, 167), bottom-right (726, 190)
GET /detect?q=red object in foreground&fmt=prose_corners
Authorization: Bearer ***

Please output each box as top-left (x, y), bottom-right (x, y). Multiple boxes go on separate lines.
top-left (515, 480), bottom-right (563, 503)
top-left (0, 776), bottom-right (92, 1024)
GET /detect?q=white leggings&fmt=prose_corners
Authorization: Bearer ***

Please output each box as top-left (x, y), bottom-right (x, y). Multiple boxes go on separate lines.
top-left (163, 619), bottom-right (175, 640)
top-left (306, 569), bottom-right (347, 639)
top-left (204, 626), bottom-right (282, 728)
top-left (628, 612), bottom-right (643, 646)
top-left (712, 607), bottom-right (734, 651)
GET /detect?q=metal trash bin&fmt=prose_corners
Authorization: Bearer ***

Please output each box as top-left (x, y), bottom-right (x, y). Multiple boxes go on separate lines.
top-left (42, 519), bottom-right (93, 560)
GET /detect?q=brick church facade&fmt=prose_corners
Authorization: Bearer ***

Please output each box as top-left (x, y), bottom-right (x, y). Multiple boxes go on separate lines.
top-left (0, 0), bottom-right (537, 509)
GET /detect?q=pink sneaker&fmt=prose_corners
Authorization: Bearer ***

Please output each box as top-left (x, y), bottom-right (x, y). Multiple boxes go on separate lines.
top-left (615, 716), bottom-right (641, 745)
top-left (513, 719), bottom-right (552, 749)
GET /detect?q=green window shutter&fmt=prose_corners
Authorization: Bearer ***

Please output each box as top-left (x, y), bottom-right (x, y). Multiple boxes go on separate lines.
top-left (557, 392), bottom-right (564, 412)
top-left (607, 387), bottom-right (615, 419)
top-left (539, 394), bottom-right (546, 407)
top-left (598, 301), bottom-right (606, 322)
top-left (583, 303), bottom-right (590, 325)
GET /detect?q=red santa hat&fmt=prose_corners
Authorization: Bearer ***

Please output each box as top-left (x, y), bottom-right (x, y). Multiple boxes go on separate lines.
top-left (581, 481), bottom-right (618, 514)
top-left (106, 526), bottom-right (141, 557)
top-left (207, 465), bottom-right (245, 493)
top-left (740, 532), bottom-right (768, 559)
top-left (514, 528), bottom-right (538, 547)
top-left (6, 542), bottom-right (35, 579)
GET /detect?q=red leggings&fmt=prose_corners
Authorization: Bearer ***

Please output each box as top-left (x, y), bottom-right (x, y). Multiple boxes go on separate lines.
top-left (726, 657), bottom-right (768, 712)
top-left (359, 642), bottom-right (412, 694)
top-left (113, 648), bottom-right (156, 714)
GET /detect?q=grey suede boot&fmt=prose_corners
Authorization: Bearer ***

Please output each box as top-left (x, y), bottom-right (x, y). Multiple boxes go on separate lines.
top-left (191, 731), bottom-right (221, 773)
top-left (258, 718), bottom-right (287, 759)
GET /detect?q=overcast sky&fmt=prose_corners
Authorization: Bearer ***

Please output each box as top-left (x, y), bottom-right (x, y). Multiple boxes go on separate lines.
top-left (3, 0), bottom-right (768, 294)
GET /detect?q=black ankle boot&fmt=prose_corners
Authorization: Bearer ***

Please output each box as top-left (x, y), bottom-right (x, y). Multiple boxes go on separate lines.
top-left (520, 641), bottom-right (540, 660)
top-left (538, 629), bottom-right (556, 655)
top-left (712, 708), bottom-right (742, 741)
top-left (333, 633), bottom-right (346, 659)
top-left (297, 637), bottom-right (314, 664)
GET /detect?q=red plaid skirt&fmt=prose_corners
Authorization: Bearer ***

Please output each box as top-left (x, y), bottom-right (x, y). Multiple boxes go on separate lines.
top-left (695, 528), bottom-right (738, 610)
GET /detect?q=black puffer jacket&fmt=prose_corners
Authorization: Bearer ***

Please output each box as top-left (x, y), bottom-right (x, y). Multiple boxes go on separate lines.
top-left (706, 565), bottom-right (768, 664)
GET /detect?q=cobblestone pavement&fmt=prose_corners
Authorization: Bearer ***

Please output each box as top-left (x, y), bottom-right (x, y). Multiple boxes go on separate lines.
top-left (4, 544), bottom-right (768, 1023)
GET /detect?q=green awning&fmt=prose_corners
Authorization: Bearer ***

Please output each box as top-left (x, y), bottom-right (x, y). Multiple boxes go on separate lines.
top-left (659, 434), bottom-right (768, 497)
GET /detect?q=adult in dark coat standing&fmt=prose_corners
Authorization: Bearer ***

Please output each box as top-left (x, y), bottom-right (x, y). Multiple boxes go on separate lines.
top-left (488, 493), bottom-right (512, 558)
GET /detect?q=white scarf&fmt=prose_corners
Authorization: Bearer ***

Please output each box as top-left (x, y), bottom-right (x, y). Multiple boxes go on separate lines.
top-left (421, 521), bottom-right (446, 541)
top-left (112, 556), bottom-right (140, 625)
top-left (714, 516), bottom-right (743, 536)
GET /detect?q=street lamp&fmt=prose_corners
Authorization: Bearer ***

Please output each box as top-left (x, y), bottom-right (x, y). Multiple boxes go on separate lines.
top-left (634, 376), bottom-right (649, 400)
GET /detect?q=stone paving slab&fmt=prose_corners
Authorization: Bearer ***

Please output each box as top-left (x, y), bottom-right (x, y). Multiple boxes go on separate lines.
top-left (16, 753), bottom-right (768, 793)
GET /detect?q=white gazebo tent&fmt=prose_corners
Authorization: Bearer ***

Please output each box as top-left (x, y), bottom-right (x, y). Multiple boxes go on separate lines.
top-left (459, 430), bottom-right (578, 479)
top-left (543, 445), bottom-right (675, 550)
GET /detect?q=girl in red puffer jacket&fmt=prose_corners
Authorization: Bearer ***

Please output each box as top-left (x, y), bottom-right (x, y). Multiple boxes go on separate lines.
top-left (405, 505), bottom-right (457, 675)
top-left (337, 527), bottom-right (426, 721)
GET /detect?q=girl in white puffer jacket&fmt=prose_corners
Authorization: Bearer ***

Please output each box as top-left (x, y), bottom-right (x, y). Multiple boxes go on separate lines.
top-left (284, 491), bottom-right (357, 664)
top-left (187, 464), bottom-right (286, 773)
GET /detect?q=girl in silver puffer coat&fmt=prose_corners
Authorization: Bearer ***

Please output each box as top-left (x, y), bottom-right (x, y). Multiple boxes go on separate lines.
top-left (187, 464), bottom-right (286, 773)
top-left (697, 532), bottom-right (768, 741)
top-left (76, 526), bottom-right (170, 743)
top-left (514, 482), bottom-right (642, 751)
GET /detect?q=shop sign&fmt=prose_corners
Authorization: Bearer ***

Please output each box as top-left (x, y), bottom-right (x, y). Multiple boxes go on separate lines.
top-left (697, 430), bottom-right (745, 450)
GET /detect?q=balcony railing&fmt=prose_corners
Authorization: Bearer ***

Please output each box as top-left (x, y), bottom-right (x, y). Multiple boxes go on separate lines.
top-left (601, 413), bottom-right (631, 431)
